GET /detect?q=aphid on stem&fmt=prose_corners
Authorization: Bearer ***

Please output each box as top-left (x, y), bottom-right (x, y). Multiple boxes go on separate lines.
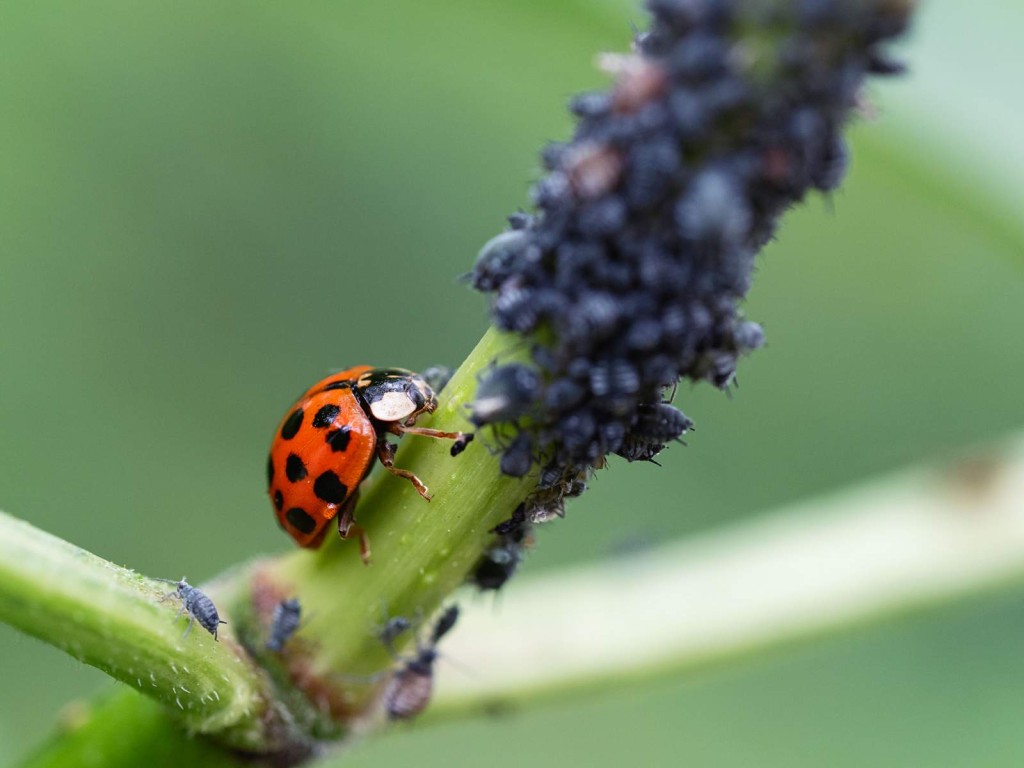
top-left (156, 577), bottom-right (227, 641)
top-left (381, 606), bottom-right (460, 721)
top-left (266, 598), bottom-right (302, 652)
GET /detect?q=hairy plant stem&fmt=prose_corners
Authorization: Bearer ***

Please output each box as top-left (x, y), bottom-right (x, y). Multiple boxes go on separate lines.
top-left (0, 511), bottom-right (272, 750)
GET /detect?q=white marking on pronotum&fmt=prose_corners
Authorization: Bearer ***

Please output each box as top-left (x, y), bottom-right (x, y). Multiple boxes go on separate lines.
top-left (369, 392), bottom-right (416, 422)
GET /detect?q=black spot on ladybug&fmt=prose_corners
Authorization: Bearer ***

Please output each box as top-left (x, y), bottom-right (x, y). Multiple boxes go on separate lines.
top-left (321, 380), bottom-right (352, 391)
top-left (326, 427), bottom-right (351, 453)
top-left (285, 453), bottom-right (308, 483)
top-left (285, 507), bottom-right (317, 535)
top-left (280, 409), bottom-right (304, 440)
top-left (266, 456), bottom-right (274, 488)
top-left (313, 404), bottom-right (340, 428)
top-left (273, 490), bottom-right (284, 511)
top-left (313, 471), bottom-right (348, 505)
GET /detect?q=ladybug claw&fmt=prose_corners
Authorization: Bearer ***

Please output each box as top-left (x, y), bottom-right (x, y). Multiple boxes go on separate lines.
top-left (338, 507), bottom-right (372, 566)
top-left (377, 443), bottom-right (432, 501)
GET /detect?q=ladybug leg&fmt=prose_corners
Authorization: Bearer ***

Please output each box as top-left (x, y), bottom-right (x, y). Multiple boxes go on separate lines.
top-left (391, 424), bottom-right (467, 442)
top-left (391, 424), bottom-right (475, 458)
top-left (337, 494), bottom-right (372, 566)
top-left (376, 441), bottom-right (431, 501)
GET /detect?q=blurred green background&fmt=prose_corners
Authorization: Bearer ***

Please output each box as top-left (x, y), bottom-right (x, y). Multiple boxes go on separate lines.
top-left (1, 1), bottom-right (1022, 766)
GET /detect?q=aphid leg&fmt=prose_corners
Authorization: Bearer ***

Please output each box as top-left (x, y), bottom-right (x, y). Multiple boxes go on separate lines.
top-left (665, 380), bottom-right (679, 403)
top-left (376, 442), bottom-right (431, 500)
top-left (337, 496), bottom-right (372, 565)
top-left (183, 614), bottom-right (194, 640)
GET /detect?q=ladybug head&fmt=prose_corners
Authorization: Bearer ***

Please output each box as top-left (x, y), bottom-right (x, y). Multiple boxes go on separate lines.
top-left (360, 369), bottom-right (438, 426)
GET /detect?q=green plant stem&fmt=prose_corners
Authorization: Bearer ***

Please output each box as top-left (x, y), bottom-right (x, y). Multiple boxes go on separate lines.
top-left (19, 691), bottom-right (247, 768)
top-left (0, 511), bottom-right (274, 751)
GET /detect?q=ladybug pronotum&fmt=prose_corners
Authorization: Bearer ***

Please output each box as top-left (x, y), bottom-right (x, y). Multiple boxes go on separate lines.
top-left (267, 367), bottom-right (465, 559)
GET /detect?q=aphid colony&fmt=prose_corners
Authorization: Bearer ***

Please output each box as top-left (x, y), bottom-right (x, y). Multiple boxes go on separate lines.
top-left (467, 0), bottom-right (910, 495)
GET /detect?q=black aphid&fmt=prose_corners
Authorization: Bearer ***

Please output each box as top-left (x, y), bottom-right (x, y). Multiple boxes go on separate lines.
top-left (614, 402), bottom-right (693, 463)
top-left (471, 506), bottom-right (532, 591)
top-left (498, 431), bottom-right (535, 479)
top-left (470, 363), bottom-right (542, 427)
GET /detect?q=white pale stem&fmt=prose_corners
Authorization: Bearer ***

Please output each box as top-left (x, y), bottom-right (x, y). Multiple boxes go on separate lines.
top-left (436, 434), bottom-right (1024, 707)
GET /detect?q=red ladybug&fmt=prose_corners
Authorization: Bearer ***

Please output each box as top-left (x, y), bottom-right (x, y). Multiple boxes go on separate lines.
top-left (267, 367), bottom-right (464, 559)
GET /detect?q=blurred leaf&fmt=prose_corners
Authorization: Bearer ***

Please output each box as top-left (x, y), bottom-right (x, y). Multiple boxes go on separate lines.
top-left (339, 585), bottom-right (1024, 768)
top-left (876, 0), bottom-right (1024, 231)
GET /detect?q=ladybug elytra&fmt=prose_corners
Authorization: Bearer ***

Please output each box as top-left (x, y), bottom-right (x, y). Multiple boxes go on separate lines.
top-left (267, 367), bottom-right (465, 558)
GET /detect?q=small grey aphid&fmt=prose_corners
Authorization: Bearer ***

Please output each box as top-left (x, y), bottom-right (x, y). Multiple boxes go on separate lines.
top-left (266, 597), bottom-right (302, 652)
top-left (382, 605), bottom-right (460, 721)
top-left (162, 577), bottom-right (227, 640)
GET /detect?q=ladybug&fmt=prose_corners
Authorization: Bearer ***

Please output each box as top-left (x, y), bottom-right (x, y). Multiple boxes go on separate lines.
top-left (267, 367), bottom-right (465, 557)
